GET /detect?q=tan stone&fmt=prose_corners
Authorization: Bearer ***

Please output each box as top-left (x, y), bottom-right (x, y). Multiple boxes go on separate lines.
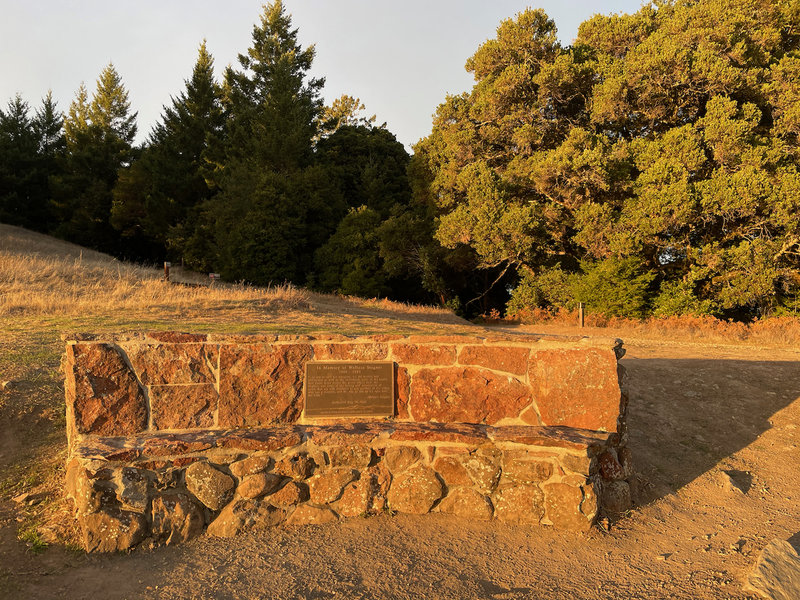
top-left (493, 485), bottom-right (545, 524)
top-left (433, 456), bottom-right (472, 488)
top-left (387, 464), bottom-right (443, 514)
top-left (125, 343), bottom-right (218, 385)
top-left (561, 453), bottom-right (598, 476)
top-left (600, 480), bottom-right (632, 515)
top-left (185, 462), bottom-right (235, 511)
top-left (438, 488), bottom-right (493, 521)
top-left (396, 366), bottom-right (410, 419)
top-left (329, 445), bottom-right (373, 469)
top-left (581, 482), bottom-right (599, 519)
top-left (150, 384), bottom-right (217, 430)
top-left (81, 509), bottom-right (147, 552)
top-left (744, 539), bottom-right (800, 600)
top-left (383, 446), bottom-right (421, 473)
top-left (238, 473), bottom-right (284, 499)
top-left (308, 468), bottom-right (359, 504)
top-left (409, 367), bottom-right (531, 425)
top-left (458, 345), bottom-right (529, 376)
top-left (218, 427), bottom-right (303, 452)
top-left (313, 343), bottom-right (388, 360)
top-left (146, 332), bottom-right (208, 343)
top-left (274, 452), bottom-right (317, 480)
top-left (463, 454), bottom-right (501, 494)
top-left (150, 493), bottom-right (204, 545)
top-left (335, 478), bottom-right (372, 517)
top-left (64, 343), bottom-right (147, 439)
top-left (502, 455), bottom-right (553, 485)
top-left (543, 482), bottom-right (592, 531)
top-left (530, 348), bottom-right (622, 431)
top-left (207, 499), bottom-right (285, 536)
top-left (268, 481), bottom-right (308, 507)
top-left (286, 504), bottom-right (338, 525)
top-left (229, 455), bottom-right (273, 479)
top-left (391, 343), bottom-right (456, 365)
top-left (218, 344), bottom-right (311, 427)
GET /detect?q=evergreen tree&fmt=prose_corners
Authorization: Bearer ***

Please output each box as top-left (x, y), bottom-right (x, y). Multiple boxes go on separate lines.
top-left (111, 41), bottom-right (224, 261)
top-left (0, 95), bottom-right (40, 227)
top-left (52, 64), bottom-right (137, 252)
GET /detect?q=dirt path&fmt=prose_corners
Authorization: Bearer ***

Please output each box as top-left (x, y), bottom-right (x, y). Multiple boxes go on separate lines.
top-left (2, 337), bottom-right (799, 599)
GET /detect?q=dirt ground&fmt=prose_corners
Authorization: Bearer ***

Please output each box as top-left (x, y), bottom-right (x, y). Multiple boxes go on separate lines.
top-left (1, 324), bottom-right (797, 600)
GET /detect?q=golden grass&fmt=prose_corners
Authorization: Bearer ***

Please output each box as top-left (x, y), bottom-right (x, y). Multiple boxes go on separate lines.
top-left (500, 307), bottom-right (800, 348)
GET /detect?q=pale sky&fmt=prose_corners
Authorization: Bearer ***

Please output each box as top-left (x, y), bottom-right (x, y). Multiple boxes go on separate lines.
top-left (1, 1), bottom-right (646, 150)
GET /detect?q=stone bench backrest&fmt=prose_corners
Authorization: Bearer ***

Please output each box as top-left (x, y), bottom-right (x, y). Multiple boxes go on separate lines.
top-left (63, 333), bottom-right (625, 445)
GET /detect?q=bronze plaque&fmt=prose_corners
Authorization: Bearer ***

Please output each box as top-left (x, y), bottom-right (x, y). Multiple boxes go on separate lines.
top-left (304, 361), bottom-right (394, 418)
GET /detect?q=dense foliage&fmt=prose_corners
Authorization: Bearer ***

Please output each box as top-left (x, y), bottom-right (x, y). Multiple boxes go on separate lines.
top-left (2, 0), bottom-right (798, 319)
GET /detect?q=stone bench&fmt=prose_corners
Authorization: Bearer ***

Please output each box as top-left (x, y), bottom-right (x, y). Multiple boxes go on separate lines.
top-left (63, 332), bottom-right (632, 552)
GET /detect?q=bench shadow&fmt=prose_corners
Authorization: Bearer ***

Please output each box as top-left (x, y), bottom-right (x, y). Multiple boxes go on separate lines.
top-left (622, 356), bottom-right (800, 505)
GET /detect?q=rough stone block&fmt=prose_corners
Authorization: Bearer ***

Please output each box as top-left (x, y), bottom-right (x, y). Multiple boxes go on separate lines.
top-left (391, 343), bottom-right (456, 365)
top-left (185, 461), bottom-right (235, 511)
top-left (432, 456), bottom-right (472, 488)
top-left (387, 464), bottom-right (443, 514)
top-left (463, 454), bottom-right (501, 494)
top-left (268, 481), bottom-right (308, 507)
top-left (529, 348), bottom-right (622, 431)
top-left (329, 445), bottom-right (373, 469)
top-left (150, 384), bottom-right (217, 430)
top-left (409, 367), bottom-right (531, 425)
top-left (65, 343), bottom-right (147, 439)
top-left (383, 446), bottom-right (421, 474)
top-left (150, 493), bottom-right (204, 545)
top-left (218, 344), bottom-right (311, 427)
top-left (600, 480), bottom-right (632, 515)
top-left (438, 488), bottom-right (493, 521)
top-left (229, 455), bottom-right (273, 479)
top-left (543, 482), bottom-right (592, 531)
top-left (238, 473), bottom-right (284, 499)
top-left (125, 343), bottom-right (218, 385)
top-left (286, 504), bottom-right (338, 525)
top-left (312, 343), bottom-right (388, 360)
top-left (308, 468), bottom-right (359, 504)
top-left (274, 452), bottom-right (317, 480)
top-left (493, 485), bottom-right (545, 524)
top-left (81, 509), bottom-right (147, 552)
top-left (457, 345), bottom-right (529, 376)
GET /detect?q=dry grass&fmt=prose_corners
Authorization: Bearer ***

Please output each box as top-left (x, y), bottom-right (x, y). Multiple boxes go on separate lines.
top-left (500, 307), bottom-right (800, 348)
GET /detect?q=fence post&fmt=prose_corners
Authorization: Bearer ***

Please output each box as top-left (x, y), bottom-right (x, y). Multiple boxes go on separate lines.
top-left (579, 302), bottom-right (585, 328)
top-left (164, 261), bottom-right (171, 282)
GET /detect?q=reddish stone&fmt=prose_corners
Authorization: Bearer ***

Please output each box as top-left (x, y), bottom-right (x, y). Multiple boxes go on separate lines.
top-left (335, 478), bottom-right (372, 517)
top-left (312, 343), bottom-right (388, 360)
top-left (406, 335), bottom-right (482, 344)
top-left (308, 468), bottom-right (359, 504)
top-left (543, 482), bottom-right (592, 531)
top-left (150, 492), bottom-right (204, 545)
top-left (368, 334), bottom-right (406, 342)
top-left (386, 464), bottom-right (443, 514)
top-left (598, 450), bottom-right (625, 481)
top-left (218, 344), bottom-right (311, 426)
top-left (458, 345), bottom-right (529, 376)
top-left (274, 453), bottom-right (317, 480)
top-left (432, 456), bottom-right (472, 488)
top-left (146, 332), bottom-right (208, 343)
top-left (286, 504), bottom-right (338, 525)
top-left (409, 367), bottom-right (531, 425)
top-left (391, 344), bottom-right (456, 365)
top-left (124, 343), bottom-right (218, 386)
top-left (438, 488), bottom-right (493, 521)
top-left (529, 348), bottom-right (622, 431)
top-left (76, 437), bottom-right (142, 462)
top-left (268, 481), bottom-right (308, 507)
top-left (396, 366), bottom-right (410, 419)
top-left (218, 427), bottom-right (303, 452)
top-left (64, 343), bottom-right (147, 439)
top-left (502, 452), bottom-right (554, 484)
top-left (229, 455), bottom-right (273, 479)
top-left (581, 482), bottom-right (599, 519)
top-left (519, 405), bottom-right (542, 425)
top-left (383, 446), bottom-right (421, 474)
top-left (493, 485), bottom-right (545, 524)
top-left (150, 384), bottom-right (217, 430)
top-left (303, 423), bottom-right (386, 446)
top-left (389, 422), bottom-right (489, 445)
top-left (488, 426), bottom-right (611, 454)
top-left (140, 433), bottom-right (215, 457)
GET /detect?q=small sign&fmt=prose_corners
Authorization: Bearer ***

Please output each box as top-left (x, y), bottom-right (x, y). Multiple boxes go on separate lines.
top-left (304, 362), bottom-right (394, 418)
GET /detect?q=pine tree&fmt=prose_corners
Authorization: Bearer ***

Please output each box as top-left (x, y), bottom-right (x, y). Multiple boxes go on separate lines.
top-left (52, 63), bottom-right (137, 252)
top-left (0, 95), bottom-right (39, 227)
top-left (111, 41), bottom-right (223, 261)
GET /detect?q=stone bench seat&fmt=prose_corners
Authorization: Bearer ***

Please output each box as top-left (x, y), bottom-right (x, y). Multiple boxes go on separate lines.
top-left (63, 332), bottom-right (632, 551)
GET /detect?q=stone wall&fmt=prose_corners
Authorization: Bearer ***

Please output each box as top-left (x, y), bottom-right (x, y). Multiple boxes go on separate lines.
top-left (63, 332), bottom-right (631, 551)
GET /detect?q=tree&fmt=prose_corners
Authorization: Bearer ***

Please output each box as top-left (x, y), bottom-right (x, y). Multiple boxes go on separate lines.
top-left (52, 64), bottom-right (137, 252)
top-left (111, 41), bottom-right (224, 262)
top-left (0, 95), bottom-right (40, 226)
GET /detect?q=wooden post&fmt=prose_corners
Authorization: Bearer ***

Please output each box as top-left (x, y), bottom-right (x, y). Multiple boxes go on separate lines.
top-left (164, 261), bottom-right (171, 282)
top-left (579, 302), bottom-right (585, 328)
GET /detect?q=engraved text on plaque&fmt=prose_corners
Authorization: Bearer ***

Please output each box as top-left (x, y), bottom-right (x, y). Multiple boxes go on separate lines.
top-left (304, 361), bottom-right (394, 418)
